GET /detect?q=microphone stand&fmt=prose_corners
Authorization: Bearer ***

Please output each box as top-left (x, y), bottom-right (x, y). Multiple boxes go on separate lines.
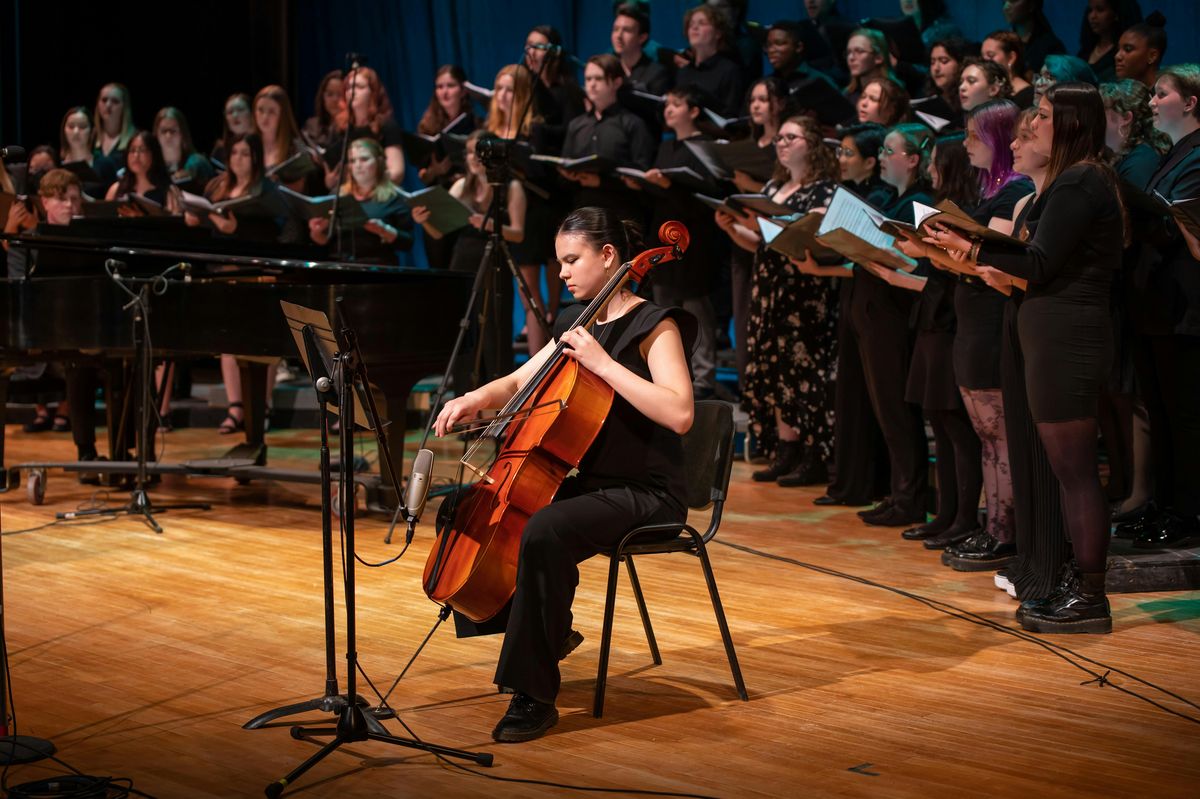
top-left (260, 313), bottom-right (490, 798)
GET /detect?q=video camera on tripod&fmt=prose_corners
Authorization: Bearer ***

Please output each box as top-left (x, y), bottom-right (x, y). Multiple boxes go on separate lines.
top-left (475, 133), bottom-right (517, 184)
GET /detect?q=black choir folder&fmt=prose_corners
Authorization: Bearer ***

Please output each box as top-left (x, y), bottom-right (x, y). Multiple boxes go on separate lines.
top-left (693, 192), bottom-right (796, 218)
top-left (400, 113), bottom-right (473, 167)
top-left (182, 188), bottom-right (290, 220)
top-left (529, 153), bottom-right (617, 173)
top-left (398, 186), bottom-right (473, 235)
top-left (868, 198), bottom-right (1031, 247)
top-left (684, 139), bottom-right (776, 183)
top-left (82, 193), bottom-right (172, 218)
top-left (615, 166), bottom-right (713, 195)
top-left (765, 212), bottom-right (840, 261)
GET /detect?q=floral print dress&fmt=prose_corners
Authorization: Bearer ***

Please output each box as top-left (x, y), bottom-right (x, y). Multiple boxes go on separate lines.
top-left (743, 177), bottom-right (839, 463)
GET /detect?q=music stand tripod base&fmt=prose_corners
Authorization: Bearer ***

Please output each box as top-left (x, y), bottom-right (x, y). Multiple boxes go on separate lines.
top-left (0, 735), bottom-right (56, 765)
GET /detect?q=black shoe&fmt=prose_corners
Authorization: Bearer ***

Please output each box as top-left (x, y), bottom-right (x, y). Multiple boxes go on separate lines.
top-left (922, 525), bottom-right (980, 550)
top-left (1113, 507), bottom-right (1163, 539)
top-left (902, 519), bottom-right (950, 541)
top-left (752, 440), bottom-right (801, 483)
top-left (492, 692), bottom-right (558, 743)
top-left (559, 629), bottom-right (584, 660)
top-left (1019, 571), bottom-right (1112, 634)
top-left (777, 452), bottom-right (828, 487)
top-left (78, 453), bottom-right (106, 486)
top-left (1112, 500), bottom-right (1155, 527)
top-left (1132, 510), bottom-right (1200, 549)
top-left (941, 532), bottom-right (1017, 571)
top-left (862, 505), bottom-right (925, 527)
top-left (22, 413), bottom-right (53, 433)
top-left (857, 498), bottom-right (893, 519)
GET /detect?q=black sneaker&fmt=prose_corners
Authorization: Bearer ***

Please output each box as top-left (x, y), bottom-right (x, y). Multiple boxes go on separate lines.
top-left (492, 692), bottom-right (558, 743)
top-left (1019, 572), bottom-right (1112, 634)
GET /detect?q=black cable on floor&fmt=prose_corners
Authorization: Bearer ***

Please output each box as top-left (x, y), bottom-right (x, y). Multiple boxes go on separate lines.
top-left (714, 538), bottom-right (1200, 725)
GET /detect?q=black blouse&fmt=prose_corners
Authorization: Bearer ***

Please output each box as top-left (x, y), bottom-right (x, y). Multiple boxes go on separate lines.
top-left (979, 164), bottom-right (1121, 304)
top-left (676, 52), bottom-right (744, 118)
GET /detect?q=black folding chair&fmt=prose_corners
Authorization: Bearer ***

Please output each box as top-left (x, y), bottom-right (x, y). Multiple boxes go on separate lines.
top-left (593, 399), bottom-right (749, 717)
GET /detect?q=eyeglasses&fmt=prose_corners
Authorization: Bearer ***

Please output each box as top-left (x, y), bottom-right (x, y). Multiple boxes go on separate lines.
top-left (1033, 71), bottom-right (1054, 86)
top-left (878, 145), bottom-right (898, 156)
top-left (834, 146), bottom-right (858, 157)
top-left (773, 133), bottom-right (802, 145)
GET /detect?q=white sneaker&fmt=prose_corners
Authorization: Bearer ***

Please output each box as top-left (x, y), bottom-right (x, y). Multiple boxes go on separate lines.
top-left (994, 571), bottom-right (1017, 598)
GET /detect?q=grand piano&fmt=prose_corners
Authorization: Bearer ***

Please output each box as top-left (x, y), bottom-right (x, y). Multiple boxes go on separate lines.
top-left (0, 217), bottom-right (472, 506)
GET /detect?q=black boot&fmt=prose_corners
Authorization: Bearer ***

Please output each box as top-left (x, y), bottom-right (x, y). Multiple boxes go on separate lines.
top-left (752, 440), bottom-right (801, 482)
top-left (492, 692), bottom-right (559, 742)
top-left (1019, 571), bottom-right (1112, 634)
top-left (777, 448), bottom-right (829, 487)
top-left (940, 531), bottom-right (1016, 571)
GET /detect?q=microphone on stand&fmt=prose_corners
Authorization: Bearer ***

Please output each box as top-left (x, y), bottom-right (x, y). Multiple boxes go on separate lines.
top-left (0, 145), bottom-right (25, 162)
top-left (347, 52), bottom-right (369, 69)
top-left (404, 448), bottom-right (435, 544)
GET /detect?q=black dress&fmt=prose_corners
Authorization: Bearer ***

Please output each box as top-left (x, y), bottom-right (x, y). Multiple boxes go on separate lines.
top-left (979, 164), bottom-right (1121, 422)
top-left (1002, 198), bottom-right (1069, 600)
top-left (493, 300), bottom-right (695, 704)
top-left (953, 178), bottom-right (1034, 391)
top-left (743, 178), bottom-right (839, 465)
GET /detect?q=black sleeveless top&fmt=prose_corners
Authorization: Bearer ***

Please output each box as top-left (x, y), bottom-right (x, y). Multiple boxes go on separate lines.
top-left (552, 300), bottom-right (697, 515)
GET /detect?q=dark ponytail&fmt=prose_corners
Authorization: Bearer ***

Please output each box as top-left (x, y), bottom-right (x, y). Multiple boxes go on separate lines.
top-left (558, 206), bottom-right (643, 262)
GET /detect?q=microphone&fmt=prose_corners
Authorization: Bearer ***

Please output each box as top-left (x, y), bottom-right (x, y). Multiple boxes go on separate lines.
top-left (105, 258), bottom-right (126, 274)
top-left (347, 52), bottom-right (368, 68)
top-left (404, 448), bottom-right (435, 542)
top-left (0, 145), bottom-right (25, 162)
top-left (179, 262), bottom-right (193, 282)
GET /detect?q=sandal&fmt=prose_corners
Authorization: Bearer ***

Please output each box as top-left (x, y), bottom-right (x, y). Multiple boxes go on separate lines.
top-left (218, 402), bottom-right (245, 435)
top-left (22, 413), bottom-right (52, 433)
top-left (51, 415), bottom-right (71, 433)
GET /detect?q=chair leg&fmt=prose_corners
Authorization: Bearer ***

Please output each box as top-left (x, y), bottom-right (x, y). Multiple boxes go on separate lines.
top-left (594, 553), bottom-right (622, 718)
top-left (696, 542), bottom-right (748, 701)
top-left (624, 555), bottom-right (661, 665)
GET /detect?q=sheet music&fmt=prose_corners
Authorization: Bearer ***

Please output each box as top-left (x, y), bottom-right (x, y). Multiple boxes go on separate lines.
top-left (818, 187), bottom-right (897, 251)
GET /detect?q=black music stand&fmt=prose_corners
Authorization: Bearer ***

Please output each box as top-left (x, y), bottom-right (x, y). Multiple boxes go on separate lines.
top-left (258, 302), bottom-right (489, 798)
top-left (59, 266), bottom-right (210, 533)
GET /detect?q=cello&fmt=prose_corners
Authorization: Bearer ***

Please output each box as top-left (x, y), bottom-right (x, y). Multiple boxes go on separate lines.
top-left (422, 220), bottom-right (690, 622)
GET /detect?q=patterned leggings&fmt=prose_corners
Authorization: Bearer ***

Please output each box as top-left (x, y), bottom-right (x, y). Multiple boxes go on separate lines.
top-left (960, 388), bottom-right (1015, 543)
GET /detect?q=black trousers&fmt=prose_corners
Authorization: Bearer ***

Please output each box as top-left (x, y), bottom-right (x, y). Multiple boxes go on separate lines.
top-left (827, 281), bottom-right (887, 504)
top-left (850, 280), bottom-right (927, 511)
top-left (1134, 334), bottom-right (1200, 517)
top-left (494, 477), bottom-right (683, 705)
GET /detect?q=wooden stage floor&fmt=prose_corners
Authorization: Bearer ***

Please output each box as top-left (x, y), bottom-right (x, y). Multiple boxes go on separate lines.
top-left (0, 425), bottom-right (1197, 798)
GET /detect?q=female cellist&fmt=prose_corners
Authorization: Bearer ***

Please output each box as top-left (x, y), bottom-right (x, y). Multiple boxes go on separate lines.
top-left (432, 207), bottom-right (696, 743)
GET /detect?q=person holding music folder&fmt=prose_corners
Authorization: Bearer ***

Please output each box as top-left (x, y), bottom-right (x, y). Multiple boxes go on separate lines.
top-left (1114, 13), bottom-right (1167, 87)
top-left (889, 134), bottom-right (984, 546)
top-left (674, 4), bottom-right (744, 119)
top-left (417, 130), bottom-right (525, 392)
top-left (942, 101), bottom-right (1031, 560)
top-left (325, 66), bottom-right (405, 186)
top-left (1099, 79), bottom-right (1167, 516)
top-left (254, 85), bottom-right (322, 196)
top-left (103, 131), bottom-right (181, 215)
top-left (857, 78), bottom-right (910, 127)
top-left (418, 130), bottom-right (525, 270)
top-left (91, 82), bottom-right (136, 169)
top-left (612, 4), bottom-right (672, 141)
top-left (152, 107), bottom-right (213, 191)
top-left (559, 54), bottom-right (654, 220)
top-left (959, 59), bottom-right (1013, 113)
top-left (715, 115), bottom-right (840, 486)
top-left (415, 64), bottom-right (480, 270)
top-left (1003, 0), bottom-right (1066, 74)
top-left (309, 138), bottom-right (413, 264)
top-left (764, 20), bottom-right (835, 101)
top-left (622, 85), bottom-right (722, 399)
top-left (815, 124), bottom-right (893, 508)
top-left (211, 93), bottom-right (254, 166)
top-left (928, 83), bottom-right (1122, 633)
top-left (982, 31), bottom-right (1036, 109)
top-left (302, 70), bottom-right (344, 153)
top-left (1115, 64), bottom-right (1200, 548)
top-left (432, 206), bottom-right (695, 743)
top-left (850, 123), bottom-right (934, 526)
top-left (524, 26), bottom-right (586, 154)
top-left (57, 107), bottom-right (118, 198)
top-left (184, 132), bottom-right (281, 242)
